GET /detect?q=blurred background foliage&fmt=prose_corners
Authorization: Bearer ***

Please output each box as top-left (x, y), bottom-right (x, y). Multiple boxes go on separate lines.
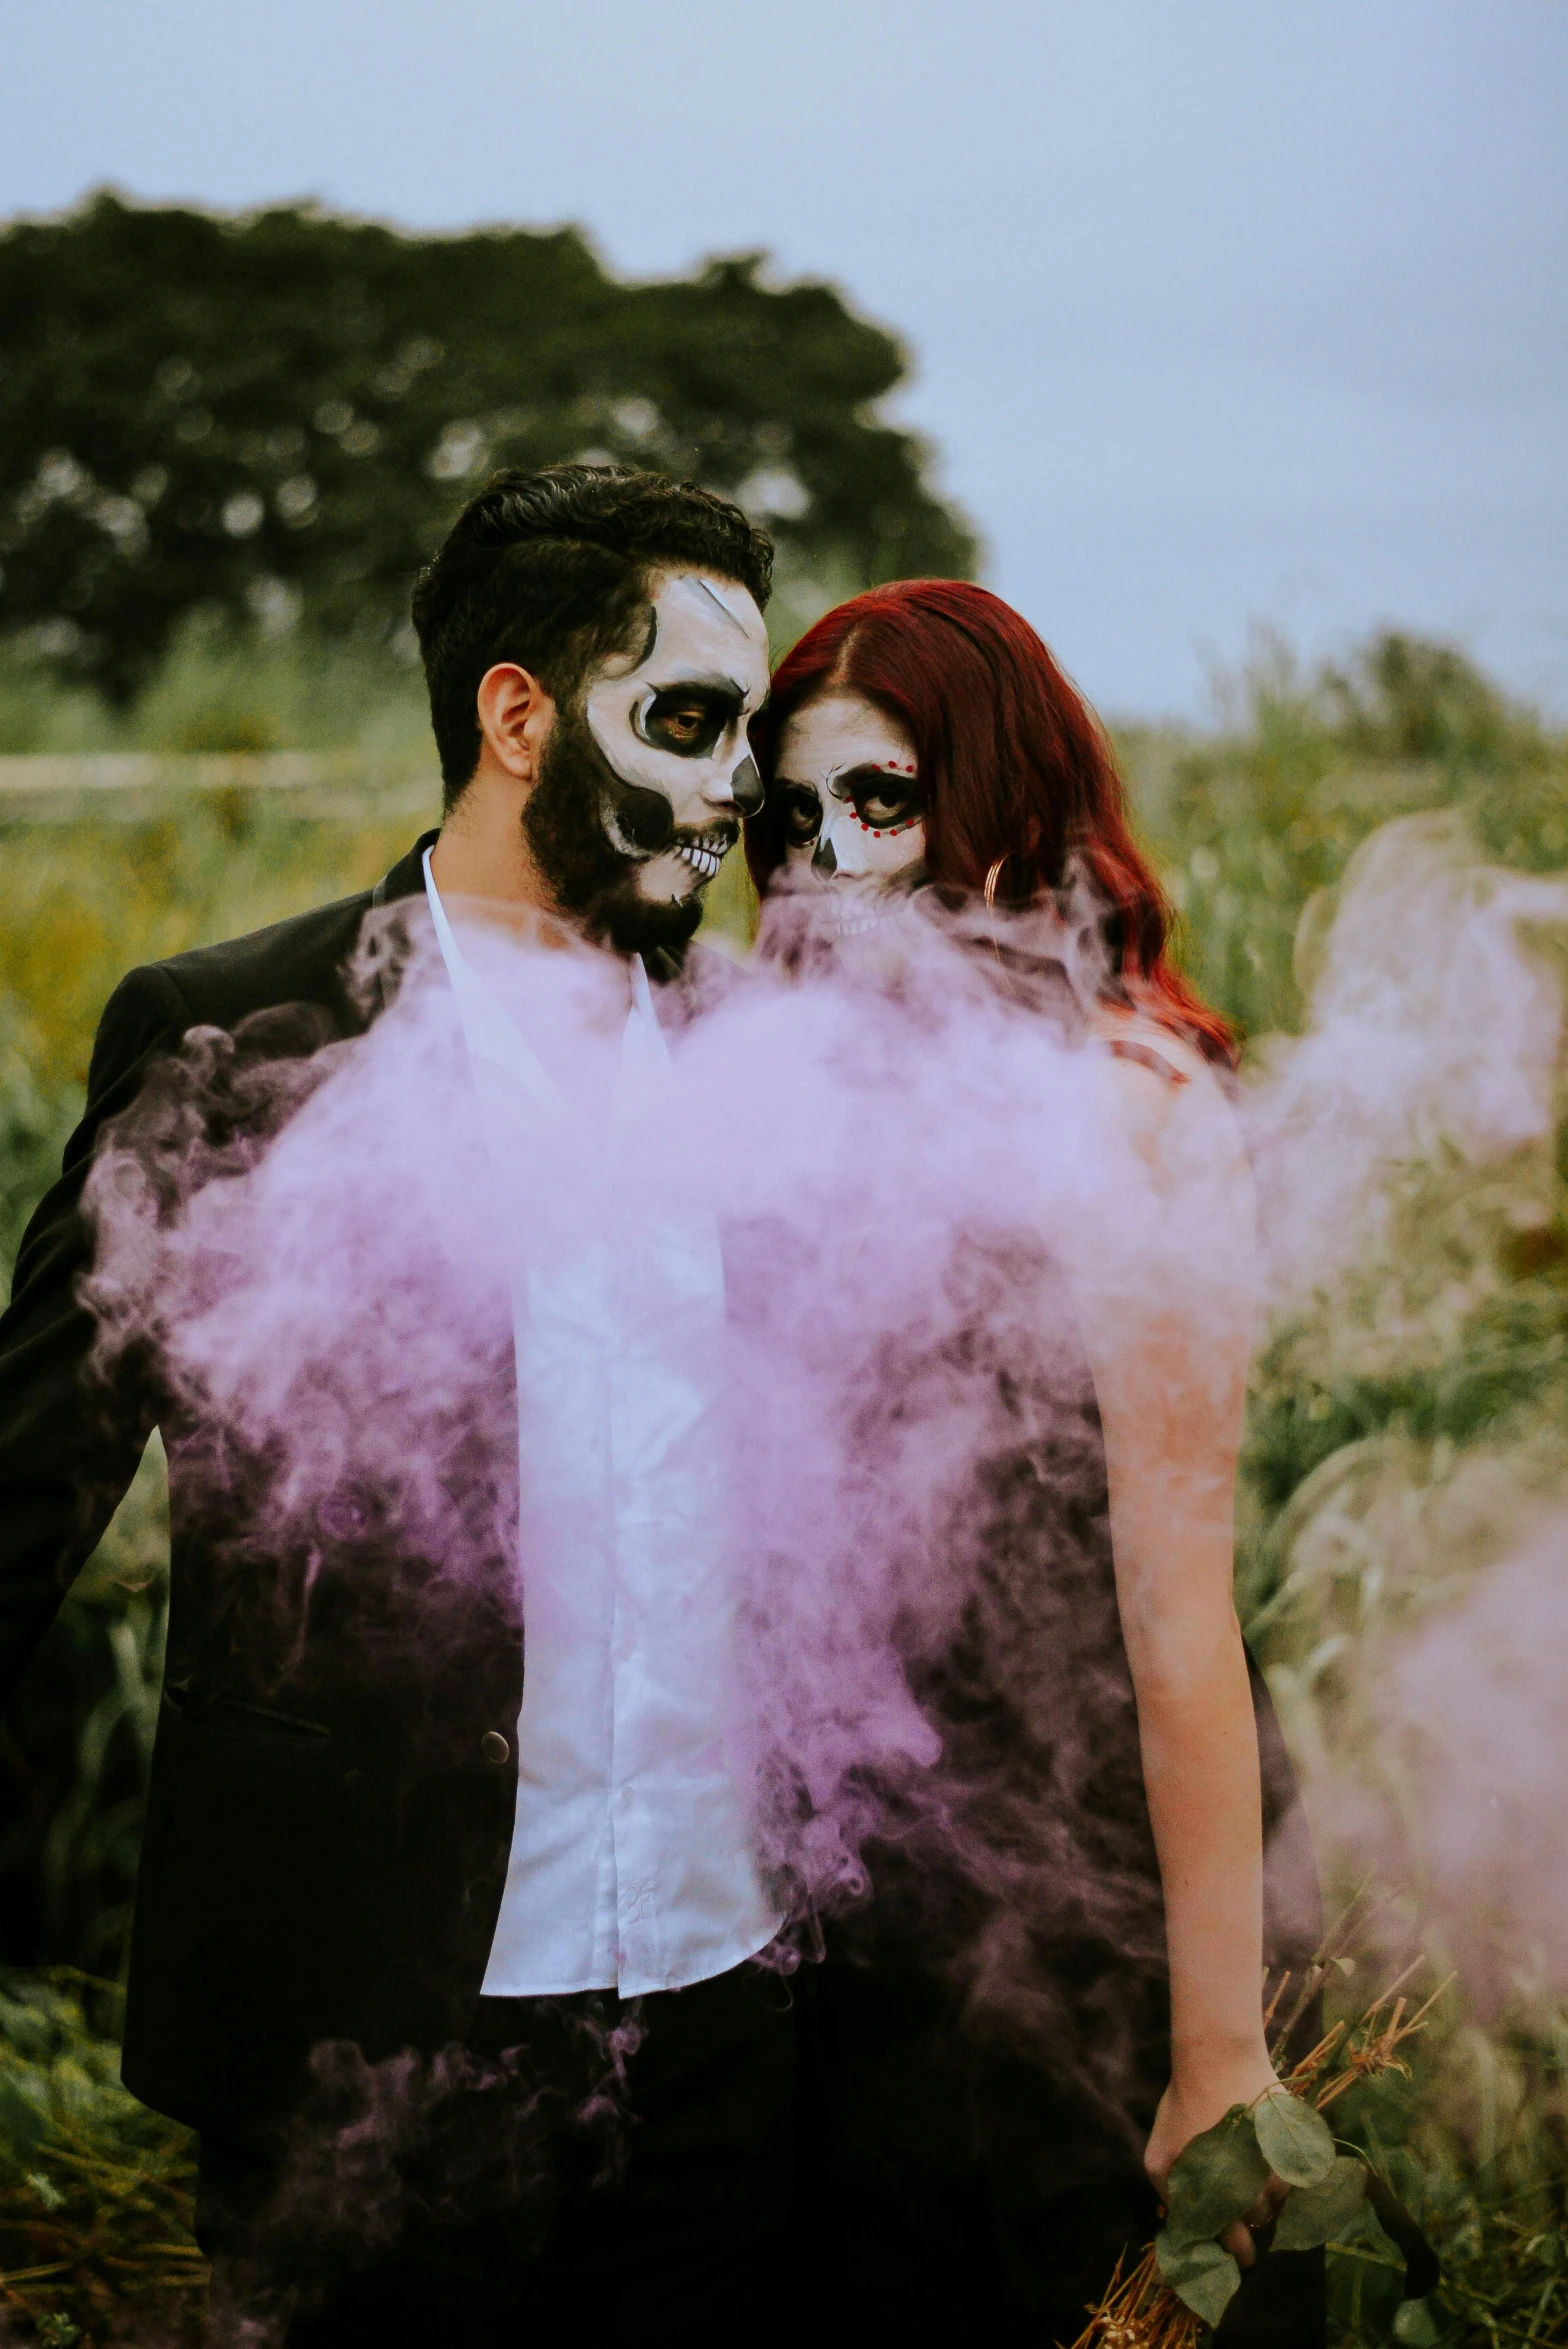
top-left (1119, 626), bottom-right (1568, 1047)
top-left (0, 190), bottom-right (974, 704)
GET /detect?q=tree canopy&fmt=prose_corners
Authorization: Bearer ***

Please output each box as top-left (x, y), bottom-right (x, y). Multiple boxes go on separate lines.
top-left (0, 191), bottom-right (975, 697)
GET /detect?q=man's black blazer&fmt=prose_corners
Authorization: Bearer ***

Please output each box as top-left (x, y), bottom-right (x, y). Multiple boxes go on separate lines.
top-left (0, 831), bottom-right (529, 2128)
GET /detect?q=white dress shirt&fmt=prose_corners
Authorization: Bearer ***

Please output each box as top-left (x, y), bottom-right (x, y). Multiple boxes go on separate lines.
top-left (424, 853), bottom-right (778, 1997)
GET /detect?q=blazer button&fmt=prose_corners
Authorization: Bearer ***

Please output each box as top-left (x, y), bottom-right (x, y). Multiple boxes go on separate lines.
top-left (481, 1730), bottom-right (511, 1765)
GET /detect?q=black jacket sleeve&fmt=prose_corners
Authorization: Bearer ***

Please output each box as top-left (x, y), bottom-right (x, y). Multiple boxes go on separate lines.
top-left (0, 964), bottom-right (194, 1708)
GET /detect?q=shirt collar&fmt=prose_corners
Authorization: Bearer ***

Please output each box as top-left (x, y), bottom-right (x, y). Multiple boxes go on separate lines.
top-left (422, 846), bottom-right (667, 1119)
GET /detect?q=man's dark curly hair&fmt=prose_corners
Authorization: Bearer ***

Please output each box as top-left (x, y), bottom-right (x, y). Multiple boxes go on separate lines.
top-left (411, 464), bottom-right (774, 808)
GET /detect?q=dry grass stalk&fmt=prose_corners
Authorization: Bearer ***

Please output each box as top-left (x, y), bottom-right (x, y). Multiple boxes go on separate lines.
top-left (1065, 1957), bottom-right (1444, 2349)
top-left (1065, 2246), bottom-right (1204, 2349)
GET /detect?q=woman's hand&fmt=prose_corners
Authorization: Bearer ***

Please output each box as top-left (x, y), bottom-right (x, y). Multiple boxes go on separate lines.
top-left (1145, 2049), bottom-right (1290, 2267)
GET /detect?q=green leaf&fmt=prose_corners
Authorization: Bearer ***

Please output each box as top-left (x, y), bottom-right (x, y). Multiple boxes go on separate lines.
top-left (1392, 2298), bottom-right (1442, 2347)
top-left (1273, 2154), bottom-right (1369, 2249)
top-left (1254, 2089), bottom-right (1338, 2187)
top-left (1164, 2104), bottom-right (1272, 2242)
top-left (1156, 2229), bottom-right (1244, 2327)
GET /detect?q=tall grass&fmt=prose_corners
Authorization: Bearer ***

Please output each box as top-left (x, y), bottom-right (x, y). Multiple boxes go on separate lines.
top-left (1, 622), bottom-right (1566, 2340)
top-left (1131, 633), bottom-right (1568, 2344)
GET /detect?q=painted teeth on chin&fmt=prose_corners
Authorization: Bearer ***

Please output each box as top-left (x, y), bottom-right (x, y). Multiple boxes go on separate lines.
top-left (821, 890), bottom-right (899, 941)
top-left (675, 843), bottom-right (721, 880)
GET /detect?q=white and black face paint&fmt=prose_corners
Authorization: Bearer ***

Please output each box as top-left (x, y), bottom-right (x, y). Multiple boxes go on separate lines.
top-left (585, 571), bottom-right (770, 904)
top-left (771, 692), bottom-right (927, 924)
top-left (522, 569), bottom-right (770, 957)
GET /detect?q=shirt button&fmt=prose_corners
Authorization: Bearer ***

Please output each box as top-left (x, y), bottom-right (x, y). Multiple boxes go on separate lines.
top-left (481, 1730), bottom-right (511, 1765)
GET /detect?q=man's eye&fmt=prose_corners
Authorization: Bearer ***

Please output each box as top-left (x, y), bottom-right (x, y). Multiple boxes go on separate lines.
top-left (642, 691), bottom-right (728, 758)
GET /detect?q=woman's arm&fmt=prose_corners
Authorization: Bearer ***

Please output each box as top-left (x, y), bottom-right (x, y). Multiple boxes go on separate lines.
top-left (1064, 1028), bottom-right (1280, 2257)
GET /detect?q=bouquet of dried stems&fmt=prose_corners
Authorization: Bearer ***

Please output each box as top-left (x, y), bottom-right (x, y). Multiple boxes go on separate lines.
top-left (0, 1970), bottom-right (204, 2344)
top-left (1067, 1936), bottom-right (1448, 2349)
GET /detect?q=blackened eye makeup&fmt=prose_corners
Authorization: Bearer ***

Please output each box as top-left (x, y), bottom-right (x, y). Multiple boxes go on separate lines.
top-left (833, 765), bottom-right (926, 834)
top-left (638, 682), bottom-right (747, 759)
top-left (775, 783), bottom-right (825, 844)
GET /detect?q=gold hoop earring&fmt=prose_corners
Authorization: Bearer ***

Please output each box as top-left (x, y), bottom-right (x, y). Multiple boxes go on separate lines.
top-left (982, 854), bottom-right (1014, 987)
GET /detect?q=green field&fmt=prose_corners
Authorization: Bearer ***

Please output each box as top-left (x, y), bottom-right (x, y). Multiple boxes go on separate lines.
top-left (2, 624), bottom-right (1566, 2343)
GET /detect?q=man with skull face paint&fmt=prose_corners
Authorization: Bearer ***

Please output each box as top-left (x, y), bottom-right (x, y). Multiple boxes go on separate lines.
top-left (504, 564), bottom-right (769, 957)
top-left (396, 470), bottom-right (791, 2337)
top-left (0, 467), bottom-right (809, 2347)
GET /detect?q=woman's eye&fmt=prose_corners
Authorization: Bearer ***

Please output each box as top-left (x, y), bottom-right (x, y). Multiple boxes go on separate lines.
top-left (832, 763), bottom-right (924, 833)
top-left (851, 776), bottom-right (923, 831)
top-left (775, 784), bottom-right (822, 844)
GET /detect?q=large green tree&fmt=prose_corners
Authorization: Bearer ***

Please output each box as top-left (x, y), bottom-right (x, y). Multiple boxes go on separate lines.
top-left (0, 191), bottom-right (974, 697)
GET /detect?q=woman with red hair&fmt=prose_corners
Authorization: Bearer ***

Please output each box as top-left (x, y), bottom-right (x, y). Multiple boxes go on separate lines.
top-left (749, 582), bottom-right (1322, 2342)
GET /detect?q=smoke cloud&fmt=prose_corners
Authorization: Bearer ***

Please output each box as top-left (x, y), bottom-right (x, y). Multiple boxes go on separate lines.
top-left (82, 894), bottom-right (1260, 2107)
top-left (71, 805), bottom-right (1568, 2284)
top-left (1239, 809), bottom-right (1568, 2010)
top-left (1245, 810), bottom-right (1568, 1318)
top-left (1364, 1515), bottom-right (1568, 2010)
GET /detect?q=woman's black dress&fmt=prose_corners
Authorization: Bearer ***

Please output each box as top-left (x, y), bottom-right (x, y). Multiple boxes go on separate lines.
top-left (791, 1228), bottom-right (1326, 2348)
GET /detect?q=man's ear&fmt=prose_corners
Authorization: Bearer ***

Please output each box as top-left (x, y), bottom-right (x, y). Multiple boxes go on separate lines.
top-left (476, 663), bottom-right (556, 784)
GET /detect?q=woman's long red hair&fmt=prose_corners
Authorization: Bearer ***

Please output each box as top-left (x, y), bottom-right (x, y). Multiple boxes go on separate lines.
top-left (748, 579), bottom-right (1234, 1067)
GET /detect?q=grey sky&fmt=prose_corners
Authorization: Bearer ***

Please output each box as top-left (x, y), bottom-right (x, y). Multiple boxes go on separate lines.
top-left (4, 0), bottom-right (1564, 715)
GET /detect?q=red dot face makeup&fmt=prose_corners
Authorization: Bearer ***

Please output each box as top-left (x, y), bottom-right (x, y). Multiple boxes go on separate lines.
top-left (771, 691), bottom-right (927, 889)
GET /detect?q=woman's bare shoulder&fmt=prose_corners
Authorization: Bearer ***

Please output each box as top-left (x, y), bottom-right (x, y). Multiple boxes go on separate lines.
top-left (1088, 1003), bottom-right (1232, 1122)
top-left (1087, 1001), bottom-right (1215, 1087)
top-left (1085, 1002), bottom-right (1251, 1200)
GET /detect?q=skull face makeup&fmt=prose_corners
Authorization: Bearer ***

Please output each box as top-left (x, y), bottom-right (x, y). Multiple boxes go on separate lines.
top-left (586, 571), bottom-right (769, 882)
top-left (771, 691), bottom-right (927, 905)
top-left (523, 568), bottom-right (770, 958)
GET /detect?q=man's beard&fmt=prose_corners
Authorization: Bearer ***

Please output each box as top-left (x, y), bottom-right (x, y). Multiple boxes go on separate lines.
top-left (521, 707), bottom-right (718, 959)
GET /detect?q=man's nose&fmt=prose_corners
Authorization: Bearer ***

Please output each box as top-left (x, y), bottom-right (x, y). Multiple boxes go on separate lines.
top-left (812, 835), bottom-right (838, 875)
top-left (728, 756), bottom-right (764, 818)
top-left (702, 754), bottom-right (764, 817)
